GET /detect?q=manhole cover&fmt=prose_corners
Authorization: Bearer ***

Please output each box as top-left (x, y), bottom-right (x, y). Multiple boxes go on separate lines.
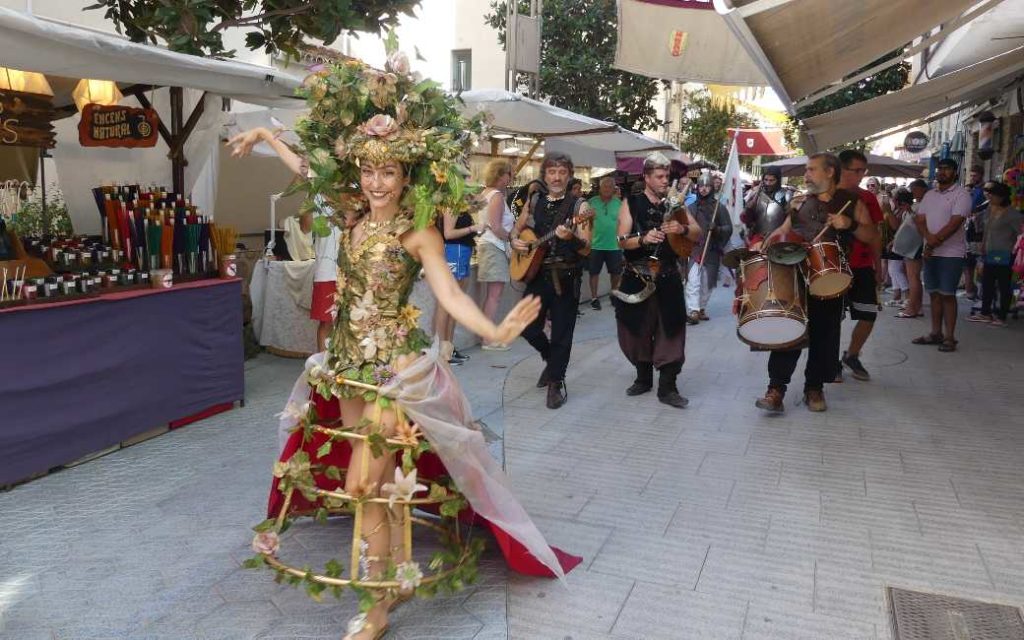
top-left (888, 587), bottom-right (1024, 640)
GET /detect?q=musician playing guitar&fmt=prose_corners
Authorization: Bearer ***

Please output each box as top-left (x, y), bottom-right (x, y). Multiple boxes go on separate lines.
top-left (510, 152), bottom-right (594, 409)
top-left (614, 152), bottom-right (702, 408)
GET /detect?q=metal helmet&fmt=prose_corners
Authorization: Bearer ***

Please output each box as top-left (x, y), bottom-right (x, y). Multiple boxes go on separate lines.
top-left (696, 172), bottom-right (714, 188)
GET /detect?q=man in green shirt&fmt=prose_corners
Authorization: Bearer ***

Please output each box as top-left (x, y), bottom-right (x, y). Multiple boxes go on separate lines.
top-left (586, 175), bottom-right (624, 310)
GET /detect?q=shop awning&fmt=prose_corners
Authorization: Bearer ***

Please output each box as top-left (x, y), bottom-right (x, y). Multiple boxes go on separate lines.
top-left (762, 153), bottom-right (925, 179)
top-left (0, 8), bottom-right (303, 107)
top-left (727, 128), bottom-right (791, 156)
top-left (714, 0), bottom-right (981, 111)
top-left (458, 89), bottom-right (618, 137)
top-left (800, 47), bottom-right (1024, 152)
top-left (546, 128), bottom-right (677, 168)
top-left (614, 0), bottom-right (766, 86)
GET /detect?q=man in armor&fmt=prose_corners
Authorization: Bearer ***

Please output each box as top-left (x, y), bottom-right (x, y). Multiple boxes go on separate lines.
top-left (754, 153), bottom-right (878, 413)
top-left (742, 165), bottom-right (790, 247)
top-left (613, 152), bottom-right (702, 408)
top-left (685, 173), bottom-right (733, 323)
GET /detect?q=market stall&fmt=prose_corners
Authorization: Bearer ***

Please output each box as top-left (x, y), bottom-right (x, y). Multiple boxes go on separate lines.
top-left (0, 8), bottom-right (302, 486)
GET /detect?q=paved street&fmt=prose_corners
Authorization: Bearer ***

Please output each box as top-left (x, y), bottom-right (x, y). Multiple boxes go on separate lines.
top-left (2, 287), bottom-right (1024, 639)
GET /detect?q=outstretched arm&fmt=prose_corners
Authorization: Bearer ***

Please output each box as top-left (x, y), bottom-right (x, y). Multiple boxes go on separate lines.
top-left (406, 227), bottom-right (540, 344)
top-left (226, 127), bottom-right (305, 176)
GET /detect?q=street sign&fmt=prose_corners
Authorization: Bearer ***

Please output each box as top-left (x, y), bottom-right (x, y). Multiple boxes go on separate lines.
top-left (903, 131), bottom-right (929, 153)
top-left (78, 103), bottom-right (159, 148)
top-left (0, 90), bottom-right (55, 148)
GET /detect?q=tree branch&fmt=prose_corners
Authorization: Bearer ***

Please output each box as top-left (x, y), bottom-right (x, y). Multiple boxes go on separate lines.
top-left (212, 5), bottom-right (312, 32)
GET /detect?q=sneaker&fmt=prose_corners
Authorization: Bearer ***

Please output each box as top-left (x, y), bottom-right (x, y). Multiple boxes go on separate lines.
top-left (841, 352), bottom-right (870, 381)
top-left (967, 314), bottom-right (992, 323)
top-left (481, 342), bottom-right (511, 351)
top-left (804, 389), bottom-right (827, 412)
top-left (590, 298), bottom-right (601, 311)
top-left (990, 318), bottom-right (1006, 327)
top-left (447, 357), bottom-right (464, 366)
top-left (755, 386), bottom-right (785, 413)
top-left (687, 311), bottom-right (700, 325)
top-left (451, 349), bottom-right (469, 362)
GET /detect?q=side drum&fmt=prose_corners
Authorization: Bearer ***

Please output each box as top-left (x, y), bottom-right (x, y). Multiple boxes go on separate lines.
top-left (736, 254), bottom-right (808, 349)
top-left (806, 241), bottom-right (852, 299)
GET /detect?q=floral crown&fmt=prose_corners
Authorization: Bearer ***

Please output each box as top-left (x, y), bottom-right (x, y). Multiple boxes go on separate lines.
top-left (291, 33), bottom-right (489, 231)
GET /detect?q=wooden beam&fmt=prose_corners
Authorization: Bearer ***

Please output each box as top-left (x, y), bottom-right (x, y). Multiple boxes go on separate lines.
top-left (170, 92), bottom-right (208, 158)
top-left (513, 139), bottom-right (543, 177)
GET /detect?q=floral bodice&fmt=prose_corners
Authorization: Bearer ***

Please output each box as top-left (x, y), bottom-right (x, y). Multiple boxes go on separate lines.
top-left (320, 214), bottom-right (429, 398)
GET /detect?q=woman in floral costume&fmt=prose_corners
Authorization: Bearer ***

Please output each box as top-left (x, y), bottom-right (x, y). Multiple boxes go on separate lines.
top-left (229, 42), bottom-right (576, 640)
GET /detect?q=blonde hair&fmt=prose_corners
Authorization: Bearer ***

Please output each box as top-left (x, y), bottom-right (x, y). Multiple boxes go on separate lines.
top-left (483, 159), bottom-right (512, 187)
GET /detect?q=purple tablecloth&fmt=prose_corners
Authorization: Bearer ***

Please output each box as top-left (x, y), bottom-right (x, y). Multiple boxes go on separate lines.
top-left (0, 279), bottom-right (244, 485)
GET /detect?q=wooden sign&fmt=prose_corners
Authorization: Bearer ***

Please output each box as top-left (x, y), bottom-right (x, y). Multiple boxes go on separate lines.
top-left (78, 104), bottom-right (159, 148)
top-left (0, 90), bottom-right (56, 149)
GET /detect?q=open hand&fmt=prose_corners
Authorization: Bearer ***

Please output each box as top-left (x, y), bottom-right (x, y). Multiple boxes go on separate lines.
top-left (227, 128), bottom-right (267, 159)
top-left (490, 295), bottom-right (542, 345)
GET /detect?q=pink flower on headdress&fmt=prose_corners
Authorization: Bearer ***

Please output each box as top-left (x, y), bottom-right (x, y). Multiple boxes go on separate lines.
top-left (395, 101), bottom-right (409, 125)
top-left (386, 51), bottom-right (411, 75)
top-left (364, 69), bottom-right (398, 108)
top-left (361, 114), bottom-right (400, 139)
top-left (334, 135), bottom-right (348, 158)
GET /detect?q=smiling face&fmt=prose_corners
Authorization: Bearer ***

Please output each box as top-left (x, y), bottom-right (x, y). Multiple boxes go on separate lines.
top-left (359, 161), bottom-right (408, 212)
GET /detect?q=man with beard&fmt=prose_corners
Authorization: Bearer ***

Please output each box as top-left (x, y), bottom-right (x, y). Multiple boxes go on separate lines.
top-left (613, 152), bottom-right (702, 408)
top-left (685, 173), bottom-right (734, 323)
top-left (512, 152), bottom-right (593, 409)
top-left (754, 153), bottom-right (878, 413)
top-left (742, 165), bottom-right (790, 247)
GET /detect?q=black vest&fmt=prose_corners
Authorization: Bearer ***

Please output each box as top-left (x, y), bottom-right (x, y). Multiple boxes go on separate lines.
top-left (624, 192), bottom-right (679, 272)
top-left (532, 193), bottom-right (581, 262)
top-left (791, 188), bottom-right (858, 250)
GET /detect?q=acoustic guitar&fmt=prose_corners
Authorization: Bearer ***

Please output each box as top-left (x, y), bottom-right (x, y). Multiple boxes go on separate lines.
top-left (510, 211), bottom-right (591, 283)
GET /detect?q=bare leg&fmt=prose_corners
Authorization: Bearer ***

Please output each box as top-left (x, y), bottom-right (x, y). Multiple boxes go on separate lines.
top-left (482, 282), bottom-right (504, 324)
top-left (317, 321), bottom-right (331, 352)
top-left (905, 259), bottom-right (922, 315)
top-left (609, 272), bottom-right (621, 292)
top-left (588, 273), bottom-right (599, 301)
top-left (941, 294), bottom-right (958, 342)
top-left (339, 398), bottom-right (400, 640)
top-left (929, 292), bottom-right (942, 336)
top-left (846, 320), bottom-right (874, 357)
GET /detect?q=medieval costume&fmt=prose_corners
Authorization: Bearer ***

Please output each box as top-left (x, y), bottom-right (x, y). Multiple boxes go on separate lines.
top-left (685, 174), bottom-right (733, 322)
top-left (742, 166), bottom-right (791, 246)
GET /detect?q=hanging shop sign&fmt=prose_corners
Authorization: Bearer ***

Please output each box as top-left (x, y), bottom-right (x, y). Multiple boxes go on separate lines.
top-left (0, 90), bottom-right (56, 148)
top-left (903, 131), bottom-right (929, 153)
top-left (78, 103), bottom-right (159, 148)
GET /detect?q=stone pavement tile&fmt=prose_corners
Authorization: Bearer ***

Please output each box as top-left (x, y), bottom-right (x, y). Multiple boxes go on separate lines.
top-left (194, 601), bottom-right (281, 639)
top-left (469, 626), bottom-right (509, 640)
top-left (744, 430), bottom-right (821, 465)
top-left (0, 630), bottom-right (53, 640)
top-left (508, 471), bottom-right (593, 519)
top-left (696, 452), bottom-right (782, 487)
top-left (387, 598), bottom-right (487, 640)
top-left (666, 502), bottom-right (770, 553)
top-left (503, 449), bottom-right (570, 480)
top-left (589, 529), bottom-right (709, 587)
top-left (812, 560), bottom-right (888, 629)
top-left (972, 542), bottom-right (1024, 603)
top-left (780, 460), bottom-right (865, 497)
top-left (673, 429), bottom-right (750, 456)
top-left (640, 472), bottom-right (734, 511)
top-left (507, 569), bottom-right (635, 637)
top-left (575, 494), bottom-right (679, 534)
top-left (869, 534), bottom-right (996, 597)
top-left (695, 546), bottom-right (814, 611)
top-left (820, 490), bottom-right (919, 535)
top-left (741, 601), bottom-right (877, 640)
top-left (911, 494), bottom-right (1024, 543)
top-left (610, 580), bottom-right (748, 640)
top-left (727, 483), bottom-right (821, 523)
top-left (764, 515), bottom-right (872, 568)
top-left (529, 516), bottom-right (612, 567)
top-left (462, 585), bottom-right (507, 626)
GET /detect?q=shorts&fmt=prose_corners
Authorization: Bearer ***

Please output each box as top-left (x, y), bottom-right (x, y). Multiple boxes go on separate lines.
top-left (476, 241), bottom-right (510, 282)
top-left (588, 249), bottom-right (623, 276)
top-left (445, 243), bottom-right (473, 281)
top-left (310, 280), bottom-right (336, 322)
top-left (923, 255), bottom-right (964, 296)
top-left (846, 267), bottom-right (879, 322)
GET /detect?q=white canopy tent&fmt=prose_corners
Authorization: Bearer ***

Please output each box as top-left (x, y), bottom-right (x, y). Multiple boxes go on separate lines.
top-left (0, 8), bottom-right (304, 108)
top-left (546, 127), bottom-right (677, 168)
top-left (762, 153), bottom-right (925, 179)
top-left (458, 89), bottom-right (618, 138)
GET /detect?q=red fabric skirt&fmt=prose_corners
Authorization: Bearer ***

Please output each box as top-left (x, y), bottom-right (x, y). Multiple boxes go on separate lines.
top-left (267, 393), bottom-right (582, 578)
top-left (309, 280), bottom-right (336, 322)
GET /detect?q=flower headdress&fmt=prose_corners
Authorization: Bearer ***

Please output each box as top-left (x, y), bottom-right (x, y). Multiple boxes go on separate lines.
top-left (291, 33), bottom-right (489, 231)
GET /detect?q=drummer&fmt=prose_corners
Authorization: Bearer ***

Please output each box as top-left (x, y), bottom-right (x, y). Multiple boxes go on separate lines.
top-left (754, 152), bottom-right (879, 413)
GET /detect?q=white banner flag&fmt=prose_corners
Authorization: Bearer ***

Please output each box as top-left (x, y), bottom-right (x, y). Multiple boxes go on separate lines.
top-left (719, 135), bottom-right (743, 227)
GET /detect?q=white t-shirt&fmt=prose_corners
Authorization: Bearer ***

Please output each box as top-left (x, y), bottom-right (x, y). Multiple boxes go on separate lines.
top-left (916, 184), bottom-right (971, 259)
top-left (479, 189), bottom-right (514, 251)
top-left (312, 195), bottom-right (341, 283)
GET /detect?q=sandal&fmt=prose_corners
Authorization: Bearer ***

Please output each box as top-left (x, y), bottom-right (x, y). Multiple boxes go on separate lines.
top-left (911, 333), bottom-right (943, 345)
top-left (895, 311), bottom-right (919, 319)
top-left (938, 339), bottom-right (957, 352)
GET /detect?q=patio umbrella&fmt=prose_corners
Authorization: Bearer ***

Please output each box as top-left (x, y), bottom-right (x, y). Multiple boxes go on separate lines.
top-left (459, 89), bottom-right (618, 138)
top-left (546, 127), bottom-right (678, 168)
top-left (762, 153), bottom-right (926, 179)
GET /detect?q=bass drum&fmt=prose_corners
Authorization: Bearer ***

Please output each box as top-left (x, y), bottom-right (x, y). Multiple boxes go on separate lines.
top-left (736, 254), bottom-right (807, 349)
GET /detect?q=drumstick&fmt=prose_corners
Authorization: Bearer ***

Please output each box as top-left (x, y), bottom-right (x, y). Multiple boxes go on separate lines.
top-left (812, 200), bottom-right (853, 243)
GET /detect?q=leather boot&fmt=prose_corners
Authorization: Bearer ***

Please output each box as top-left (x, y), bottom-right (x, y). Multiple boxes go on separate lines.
top-left (803, 388), bottom-right (827, 412)
top-left (546, 380), bottom-right (567, 409)
top-left (755, 386), bottom-right (785, 413)
top-left (657, 363), bottom-right (688, 408)
top-left (626, 362), bottom-right (653, 396)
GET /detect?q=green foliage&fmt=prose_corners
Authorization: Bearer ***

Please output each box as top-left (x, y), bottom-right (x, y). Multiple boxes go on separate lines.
top-left (676, 89), bottom-right (757, 167)
top-left (83, 0), bottom-right (420, 58)
top-left (9, 188), bottom-right (73, 238)
top-left (484, 0), bottom-right (664, 132)
top-left (788, 49), bottom-right (910, 151)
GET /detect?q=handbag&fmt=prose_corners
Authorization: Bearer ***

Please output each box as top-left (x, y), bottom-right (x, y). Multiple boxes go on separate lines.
top-left (984, 250), bottom-right (1012, 266)
top-left (891, 212), bottom-right (922, 259)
